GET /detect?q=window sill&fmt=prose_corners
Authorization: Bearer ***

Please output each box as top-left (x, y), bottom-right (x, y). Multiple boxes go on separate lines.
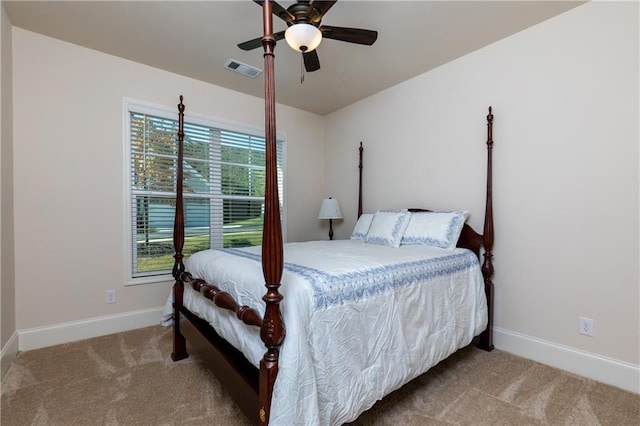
top-left (127, 274), bottom-right (174, 286)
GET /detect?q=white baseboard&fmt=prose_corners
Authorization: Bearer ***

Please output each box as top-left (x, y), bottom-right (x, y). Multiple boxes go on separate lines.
top-left (18, 306), bottom-right (165, 352)
top-left (1, 331), bottom-right (19, 379)
top-left (494, 326), bottom-right (639, 394)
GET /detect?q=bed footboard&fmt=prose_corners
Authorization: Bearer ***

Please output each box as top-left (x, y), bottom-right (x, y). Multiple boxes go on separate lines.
top-left (171, 4), bottom-right (285, 424)
top-left (182, 273), bottom-right (263, 327)
top-left (169, 92), bottom-right (274, 424)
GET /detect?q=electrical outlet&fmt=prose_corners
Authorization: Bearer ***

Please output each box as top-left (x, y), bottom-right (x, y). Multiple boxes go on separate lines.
top-left (579, 317), bottom-right (593, 336)
top-left (106, 289), bottom-right (116, 304)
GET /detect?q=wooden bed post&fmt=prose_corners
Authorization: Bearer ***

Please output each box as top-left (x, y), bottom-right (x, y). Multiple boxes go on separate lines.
top-left (357, 142), bottom-right (363, 218)
top-left (478, 106), bottom-right (495, 352)
top-left (171, 96), bottom-right (188, 361)
top-left (259, 1), bottom-right (285, 424)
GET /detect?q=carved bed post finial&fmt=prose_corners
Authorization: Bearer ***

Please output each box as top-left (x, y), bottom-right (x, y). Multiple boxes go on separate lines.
top-left (259, 1), bottom-right (285, 424)
top-left (358, 142), bottom-right (363, 218)
top-left (478, 106), bottom-right (495, 351)
top-left (172, 95), bottom-right (188, 362)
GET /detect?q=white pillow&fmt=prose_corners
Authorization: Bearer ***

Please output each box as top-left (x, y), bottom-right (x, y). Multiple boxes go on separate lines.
top-left (364, 210), bottom-right (411, 248)
top-left (401, 211), bottom-right (468, 249)
top-left (350, 213), bottom-right (374, 241)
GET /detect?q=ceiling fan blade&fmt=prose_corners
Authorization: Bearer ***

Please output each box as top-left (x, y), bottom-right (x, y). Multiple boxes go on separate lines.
top-left (252, 0), bottom-right (295, 25)
top-left (303, 50), bottom-right (321, 72)
top-left (238, 30), bottom-right (286, 51)
top-left (307, 0), bottom-right (337, 24)
top-left (320, 26), bottom-right (378, 45)
top-left (238, 37), bottom-right (262, 51)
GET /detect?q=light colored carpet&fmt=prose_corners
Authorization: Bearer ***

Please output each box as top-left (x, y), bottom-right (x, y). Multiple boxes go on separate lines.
top-left (1, 325), bottom-right (638, 425)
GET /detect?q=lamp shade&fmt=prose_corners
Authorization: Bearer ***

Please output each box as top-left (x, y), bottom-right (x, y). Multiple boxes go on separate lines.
top-left (285, 23), bottom-right (322, 53)
top-left (318, 198), bottom-right (343, 219)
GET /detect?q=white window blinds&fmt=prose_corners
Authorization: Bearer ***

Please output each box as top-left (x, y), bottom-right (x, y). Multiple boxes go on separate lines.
top-left (127, 103), bottom-right (284, 281)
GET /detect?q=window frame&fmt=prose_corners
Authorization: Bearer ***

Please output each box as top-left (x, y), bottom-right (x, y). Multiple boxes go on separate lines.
top-left (123, 98), bottom-right (287, 286)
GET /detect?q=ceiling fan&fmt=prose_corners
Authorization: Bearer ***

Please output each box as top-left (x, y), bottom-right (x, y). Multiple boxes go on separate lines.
top-left (238, 0), bottom-right (378, 73)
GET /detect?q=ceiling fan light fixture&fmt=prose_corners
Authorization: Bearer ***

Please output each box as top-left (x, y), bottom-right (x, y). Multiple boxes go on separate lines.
top-left (285, 23), bottom-right (322, 53)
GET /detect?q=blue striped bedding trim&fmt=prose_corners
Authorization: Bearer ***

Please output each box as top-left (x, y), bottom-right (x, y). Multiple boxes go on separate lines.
top-left (218, 248), bottom-right (479, 309)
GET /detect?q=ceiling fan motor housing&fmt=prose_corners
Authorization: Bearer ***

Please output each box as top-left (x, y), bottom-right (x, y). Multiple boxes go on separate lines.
top-left (287, 2), bottom-right (323, 26)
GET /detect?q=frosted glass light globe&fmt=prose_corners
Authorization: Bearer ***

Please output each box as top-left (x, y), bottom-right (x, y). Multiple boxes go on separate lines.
top-left (285, 24), bottom-right (322, 52)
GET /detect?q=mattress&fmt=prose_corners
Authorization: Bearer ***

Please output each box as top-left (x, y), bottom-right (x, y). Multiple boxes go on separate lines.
top-left (177, 240), bottom-right (488, 425)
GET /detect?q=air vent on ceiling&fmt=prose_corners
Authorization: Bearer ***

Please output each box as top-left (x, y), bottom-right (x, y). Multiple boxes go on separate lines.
top-left (224, 59), bottom-right (262, 78)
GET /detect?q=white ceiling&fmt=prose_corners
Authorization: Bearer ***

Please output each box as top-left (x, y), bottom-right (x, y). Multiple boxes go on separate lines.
top-left (4, 1), bottom-right (583, 115)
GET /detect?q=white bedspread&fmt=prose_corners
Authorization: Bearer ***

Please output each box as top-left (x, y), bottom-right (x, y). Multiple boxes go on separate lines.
top-left (178, 240), bottom-right (487, 425)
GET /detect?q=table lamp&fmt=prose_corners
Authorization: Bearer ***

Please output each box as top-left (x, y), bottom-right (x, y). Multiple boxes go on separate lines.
top-left (318, 197), bottom-right (343, 240)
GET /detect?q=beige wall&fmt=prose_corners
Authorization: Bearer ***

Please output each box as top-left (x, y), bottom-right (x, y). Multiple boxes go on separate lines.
top-left (11, 28), bottom-right (326, 332)
top-left (325, 1), bottom-right (639, 368)
top-left (1, 3), bottom-right (16, 377)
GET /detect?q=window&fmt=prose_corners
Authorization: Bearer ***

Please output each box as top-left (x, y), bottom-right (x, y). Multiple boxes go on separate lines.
top-left (125, 100), bottom-right (285, 284)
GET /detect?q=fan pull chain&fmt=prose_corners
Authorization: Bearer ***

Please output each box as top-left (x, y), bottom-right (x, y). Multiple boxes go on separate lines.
top-left (300, 53), bottom-right (305, 84)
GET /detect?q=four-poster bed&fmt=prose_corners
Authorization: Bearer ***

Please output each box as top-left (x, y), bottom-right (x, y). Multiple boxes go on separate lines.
top-left (170, 2), bottom-right (495, 425)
